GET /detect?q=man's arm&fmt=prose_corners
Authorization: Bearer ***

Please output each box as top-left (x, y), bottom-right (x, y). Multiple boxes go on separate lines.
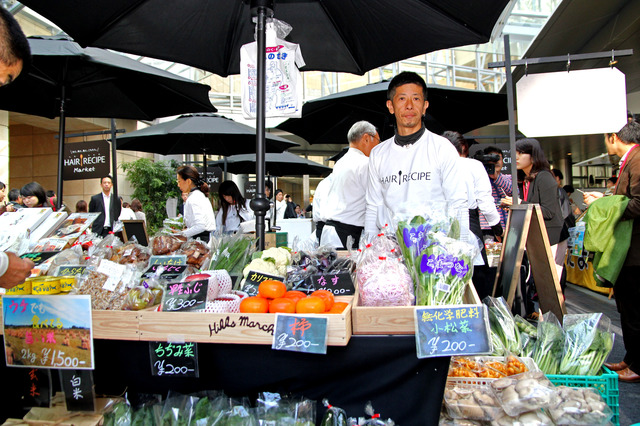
top-left (0, 252), bottom-right (35, 290)
top-left (88, 194), bottom-right (98, 212)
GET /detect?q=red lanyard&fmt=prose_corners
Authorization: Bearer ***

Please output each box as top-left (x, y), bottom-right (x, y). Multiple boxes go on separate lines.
top-left (619, 144), bottom-right (639, 178)
top-left (522, 181), bottom-right (530, 201)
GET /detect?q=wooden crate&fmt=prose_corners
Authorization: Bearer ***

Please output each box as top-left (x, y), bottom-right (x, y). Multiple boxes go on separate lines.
top-left (137, 295), bottom-right (353, 345)
top-left (351, 282), bottom-right (480, 335)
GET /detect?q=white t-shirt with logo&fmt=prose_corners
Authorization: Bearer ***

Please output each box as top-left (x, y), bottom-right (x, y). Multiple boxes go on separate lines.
top-left (240, 33), bottom-right (305, 119)
top-left (365, 130), bottom-right (469, 237)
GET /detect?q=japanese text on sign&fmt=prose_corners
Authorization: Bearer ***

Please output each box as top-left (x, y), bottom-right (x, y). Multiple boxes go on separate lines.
top-left (161, 280), bottom-right (208, 312)
top-left (414, 304), bottom-right (491, 359)
top-left (272, 314), bottom-right (328, 355)
top-left (149, 342), bottom-right (199, 377)
top-left (309, 272), bottom-right (355, 295)
top-left (149, 255), bottom-right (187, 266)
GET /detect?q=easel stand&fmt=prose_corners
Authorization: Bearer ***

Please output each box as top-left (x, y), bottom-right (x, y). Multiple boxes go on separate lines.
top-left (492, 204), bottom-right (567, 321)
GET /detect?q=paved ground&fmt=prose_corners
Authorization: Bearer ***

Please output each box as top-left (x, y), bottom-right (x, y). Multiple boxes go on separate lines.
top-left (564, 283), bottom-right (640, 426)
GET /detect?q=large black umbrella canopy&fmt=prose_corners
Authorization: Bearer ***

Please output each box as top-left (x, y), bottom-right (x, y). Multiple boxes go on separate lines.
top-left (0, 35), bottom-right (216, 209)
top-left (0, 36), bottom-right (216, 119)
top-left (277, 81), bottom-right (509, 144)
top-left (209, 151), bottom-right (331, 177)
top-left (115, 113), bottom-right (298, 157)
top-left (20, 0), bottom-right (510, 77)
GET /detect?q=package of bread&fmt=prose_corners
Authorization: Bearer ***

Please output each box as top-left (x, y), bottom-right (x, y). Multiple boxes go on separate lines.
top-left (151, 234), bottom-right (187, 255)
top-left (178, 239), bottom-right (211, 269)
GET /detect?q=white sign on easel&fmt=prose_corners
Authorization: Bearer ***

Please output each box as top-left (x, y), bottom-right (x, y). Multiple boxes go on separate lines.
top-left (517, 67), bottom-right (628, 137)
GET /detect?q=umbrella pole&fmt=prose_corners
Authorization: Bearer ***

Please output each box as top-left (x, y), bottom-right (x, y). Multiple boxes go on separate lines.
top-left (202, 148), bottom-right (207, 185)
top-left (56, 84), bottom-right (66, 211)
top-left (111, 119), bottom-right (118, 200)
top-left (249, 0), bottom-right (274, 251)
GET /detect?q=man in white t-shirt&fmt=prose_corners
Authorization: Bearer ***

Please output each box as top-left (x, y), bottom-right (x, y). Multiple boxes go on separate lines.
top-left (365, 72), bottom-right (469, 238)
top-left (323, 121), bottom-right (380, 248)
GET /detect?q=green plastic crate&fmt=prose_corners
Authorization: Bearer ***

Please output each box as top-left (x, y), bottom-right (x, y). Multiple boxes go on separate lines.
top-left (547, 366), bottom-right (619, 426)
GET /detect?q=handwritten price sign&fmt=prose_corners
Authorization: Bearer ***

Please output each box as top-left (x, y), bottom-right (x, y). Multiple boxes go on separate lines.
top-left (143, 264), bottom-right (188, 280)
top-left (241, 270), bottom-right (285, 297)
top-left (149, 255), bottom-right (187, 266)
top-left (149, 341), bottom-right (199, 377)
top-left (55, 265), bottom-right (87, 276)
top-left (161, 280), bottom-right (208, 312)
top-left (309, 272), bottom-right (354, 295)
top-left (414, 304), bottom-right (491, 359)
top-left (272, 314), bottom-right (328, 355)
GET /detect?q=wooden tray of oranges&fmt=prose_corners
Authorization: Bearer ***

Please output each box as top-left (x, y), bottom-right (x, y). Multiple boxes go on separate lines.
top-left (137, 280), bottom-right (353, 346)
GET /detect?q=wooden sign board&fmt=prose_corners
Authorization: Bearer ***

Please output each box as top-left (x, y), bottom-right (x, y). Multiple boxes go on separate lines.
top-left (121, 220), bottom-right (149, 246)
top-left (492, 204), bottom-right (566, 321)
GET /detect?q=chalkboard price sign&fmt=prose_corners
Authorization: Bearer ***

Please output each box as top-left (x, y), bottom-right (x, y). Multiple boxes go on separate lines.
top-left (149, 341), bottom-right (199, 377)
top-left (149, 255), bottom-right (187, 266)
top-left (161, 280), bottom-right (208, 312)
top-left (415, 304), bottom-right (491, 359)
top-left (309, 272), bottom-right (354, 295)
top-left (59, 369), bottom-right (95, 412)
top-left (241, 270), bottom-right (285, 297)
top-left (272, 314), bottom-right (328, 355)
top-left (143, 264), bottom-right (188, 280)
top-left (20, 251), bottom-right (60, 266)
top-left (55, 265), bottom-right (87, 276)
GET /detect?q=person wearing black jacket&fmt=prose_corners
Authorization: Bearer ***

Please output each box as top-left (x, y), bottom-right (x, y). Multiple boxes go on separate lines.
top-left (284, 194), bottom-right (297, 219)
top-left (89, 175), bottom-right (121, 237)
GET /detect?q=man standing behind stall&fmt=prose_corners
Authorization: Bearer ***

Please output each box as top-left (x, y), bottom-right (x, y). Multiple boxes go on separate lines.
top-left (323, 121), bottom-right (380, 248)
top-left (89, 175), bottom-right (121, 237)
top-left (584, 121), bottom-right (640, 383)
top-left (365, 72), bottom-right (468, 237)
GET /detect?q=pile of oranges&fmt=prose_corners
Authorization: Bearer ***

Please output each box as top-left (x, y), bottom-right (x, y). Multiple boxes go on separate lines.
top-left (239, 280), bottom-right (348, 314)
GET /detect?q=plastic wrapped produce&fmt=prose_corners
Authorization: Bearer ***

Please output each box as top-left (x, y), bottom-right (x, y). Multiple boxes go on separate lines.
top-left (548, 386), bottom-right (613, 425)
top-left (490, 371), bottom-right (557, 417)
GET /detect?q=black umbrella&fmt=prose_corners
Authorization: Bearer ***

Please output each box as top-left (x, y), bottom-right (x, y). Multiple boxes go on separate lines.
top-left (115, 113), bottom-right (299, 177)
top-left (209, 151), bottom-right (331, 177)
top-left (21, 0), bottom-right (510, 251)
top-left (0, 35), bottom-right (215, 209)
top-left (277, 81), bottom-right (509, 144)
top-left (20, 0), bottom-right (510, 77)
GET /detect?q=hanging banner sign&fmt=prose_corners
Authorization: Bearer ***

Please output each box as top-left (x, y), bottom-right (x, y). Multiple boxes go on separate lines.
top-left (3, 295), bottom-right (94, 369)
top-left (517, 67), bottom-right (628, 137)
top-left (63, 140), bottom-right (111, 181)
top-left (245, 181), bottom-right (257, 199)
top-left (415, 304), bottom-right (491, 358)
top-left (272, 314), bottom-right (328, 355)
top-left (149, 341), bottom-right (199, 377)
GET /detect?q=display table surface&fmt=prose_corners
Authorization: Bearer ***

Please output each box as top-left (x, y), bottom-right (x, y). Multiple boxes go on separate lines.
top-left (0, 335), bottom-right (450, 425)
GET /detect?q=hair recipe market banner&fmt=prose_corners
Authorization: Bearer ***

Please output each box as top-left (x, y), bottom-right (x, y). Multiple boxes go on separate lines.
top-left (63, 140), bottom-right (111, 181)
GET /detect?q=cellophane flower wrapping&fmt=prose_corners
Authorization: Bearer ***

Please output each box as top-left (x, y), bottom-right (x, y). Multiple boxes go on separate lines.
top-left (355, 231), bottom-right (414, 306)
top-left (394, 204), bottom-right (477, 306)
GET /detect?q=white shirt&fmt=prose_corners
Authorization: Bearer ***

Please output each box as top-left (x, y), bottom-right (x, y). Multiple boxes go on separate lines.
top-left (275, 199), bottom-right (287, 221)
top-left (460, 157), bottom-right (500, 226)
top-left (102, 192), bottom-right (112, 227)
top-left (0, 252), bottom-right (8, 277)
top-left (182, 190), bottom-right (216, 237)
top-left (135, 211), bottom-right (146, 225)
top-left (313, 174), bottom-right (333, 223)
top-left (365, 130), bottom-right (469, 238)
top-left (118, 207), bottom-right (137, 221)
top-left (325, 147), bottom-right (369, 227)
top-left (216, 200), bottom-right (254, 233)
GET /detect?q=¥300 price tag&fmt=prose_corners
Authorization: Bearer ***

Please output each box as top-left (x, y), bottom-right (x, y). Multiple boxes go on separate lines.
top-left (161, 280), bottom-right (208, 312)
top-left (272, 314), bottom-right (328, 355)
top-left (414, 304), bottom-right (491, 359)
top-left (149, 341), bottom-right (199, 377)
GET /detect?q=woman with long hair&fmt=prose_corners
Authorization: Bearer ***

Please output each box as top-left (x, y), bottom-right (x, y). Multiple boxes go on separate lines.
top-left (176, 165), bottom-right (216, 242)
top-left (216, 180), bottom-right (254, 234)
top-left (20, 182), bottom-right (53, 209)
top-left (502, 138), bottom-right (567, 281)
top-left (130, 198), bottom-right (146, 225)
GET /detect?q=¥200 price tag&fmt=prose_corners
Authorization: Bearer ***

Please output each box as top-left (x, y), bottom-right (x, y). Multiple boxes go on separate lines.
top-left (414, 304), bottom-right (491, 359)
top-left (272, 314), bottom-right (328, 355)
top-left (149, 341), bottom-right (198, 377)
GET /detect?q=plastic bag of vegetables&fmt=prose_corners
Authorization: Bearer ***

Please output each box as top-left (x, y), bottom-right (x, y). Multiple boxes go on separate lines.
top-left (321, 399), bottom-right (347, 426)
top-left (532, 312), bottom-right (564, 374)
top-left (102, 397), bottom-right (132, 426)
top-left (490, 371), bottom-right (557, 417)
top-left (209, 233), bottom-right (255, 277)
top-left (160, 391), bottom-right (199, 426)
top-left (548, 386), bottom-right (613, 425)
top-left (559, 313), bottom-right (615, 376)
top-left (483, 296), bottom-right (521, 356)
top-left (514, 315), bottom-right (537, 358)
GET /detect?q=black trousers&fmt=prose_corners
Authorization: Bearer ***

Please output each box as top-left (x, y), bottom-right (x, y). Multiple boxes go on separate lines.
top-left (614, 265), bottom-right (640, 373)
top-left (325, 220), bottom-right (364, 249)
top-left (469, 208), bottom-right (491, 301)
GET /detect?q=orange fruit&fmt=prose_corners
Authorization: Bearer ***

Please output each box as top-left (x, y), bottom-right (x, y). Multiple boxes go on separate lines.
top-left (258, 280), bottom-right (287, 299)
top-left (269, 298), bottom-right (297, 313)
top-left (310, 289), bottom-right (335, 311)
top-left (296, 296), bottom-right (325, 314)
top-left (283, 290), bottom-right (307, 303)
top-left (328, 302), bottom-right (349, 314)
top-left (239, 296), bottom-right (269, 313)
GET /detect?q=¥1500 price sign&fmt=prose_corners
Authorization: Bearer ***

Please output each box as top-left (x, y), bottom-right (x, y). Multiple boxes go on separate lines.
top-left (149, 341), bottom-right (199, 377)
top-left (2, 295), bottom-right (94, 369)
top-left (272, 314), bottom-right (328, 355)
top-left (414, 304), bottom-right (491, 359)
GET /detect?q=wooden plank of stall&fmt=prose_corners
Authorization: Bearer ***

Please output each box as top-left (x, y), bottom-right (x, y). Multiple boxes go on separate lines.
top-left (351, 281), bottom-right (479, 335)
top-left (137, 296), bottom-right (353, 346)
